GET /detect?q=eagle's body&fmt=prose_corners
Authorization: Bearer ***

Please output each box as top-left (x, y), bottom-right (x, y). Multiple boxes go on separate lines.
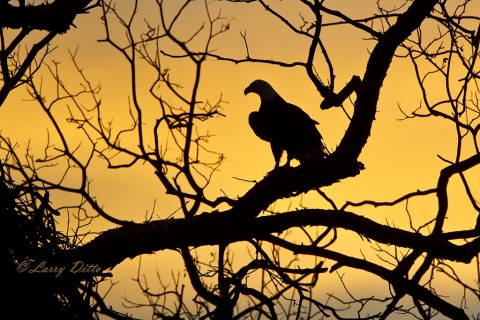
top-left (245, 80), bottom-right (328, 168)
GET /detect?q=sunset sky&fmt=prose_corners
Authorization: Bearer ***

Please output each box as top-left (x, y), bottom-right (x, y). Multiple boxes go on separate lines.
top-left (1, 0), bottom-right (479, 318)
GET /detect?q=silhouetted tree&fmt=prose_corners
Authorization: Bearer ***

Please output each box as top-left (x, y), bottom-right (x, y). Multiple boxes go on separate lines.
top-left (1, 0), bottom-right (479, 319)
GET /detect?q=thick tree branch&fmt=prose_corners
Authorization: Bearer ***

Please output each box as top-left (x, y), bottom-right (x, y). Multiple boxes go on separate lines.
top-left (69, 208), bottom-right (479, 272)
top-left (0, 0), bottom-right (96, 33)
top-left (232, 157), bottom-right (363, 219)
top-left (334, 0), bottom-right (439, 160)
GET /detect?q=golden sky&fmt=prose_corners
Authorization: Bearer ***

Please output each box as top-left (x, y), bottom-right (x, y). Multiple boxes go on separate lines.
top-left (1, 0), bottom-right (479, 318)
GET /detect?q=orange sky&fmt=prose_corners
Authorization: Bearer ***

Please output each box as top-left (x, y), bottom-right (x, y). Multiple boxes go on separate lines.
top-left (1, 0), bottom-right (479, 318)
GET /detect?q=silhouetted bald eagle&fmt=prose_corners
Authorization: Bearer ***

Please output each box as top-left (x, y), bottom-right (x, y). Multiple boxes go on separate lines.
top-left (244, 79), bottom-right (328, 168)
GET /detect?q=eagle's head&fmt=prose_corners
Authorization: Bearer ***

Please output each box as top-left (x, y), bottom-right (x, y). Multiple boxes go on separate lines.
top-left (244, 79), bottom-right (278, 101)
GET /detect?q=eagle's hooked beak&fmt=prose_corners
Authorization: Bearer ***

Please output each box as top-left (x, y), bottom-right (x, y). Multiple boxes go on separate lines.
top-left (244, 85), bottom-right (253, 96)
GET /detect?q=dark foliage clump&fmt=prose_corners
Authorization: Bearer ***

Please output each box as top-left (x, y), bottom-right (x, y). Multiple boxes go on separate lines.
top-left (0, 164), bottom-right (95, 320)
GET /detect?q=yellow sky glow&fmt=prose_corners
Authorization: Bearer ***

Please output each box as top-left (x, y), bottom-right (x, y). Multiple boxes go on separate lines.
top-left (1, 0), bottom-right (479, 318)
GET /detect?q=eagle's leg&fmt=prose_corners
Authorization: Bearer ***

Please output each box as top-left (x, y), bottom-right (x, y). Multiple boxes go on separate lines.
top-left (284, 156), bottom-right (292, 167)
top-left (271, 143), bottom-right (283, 169)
